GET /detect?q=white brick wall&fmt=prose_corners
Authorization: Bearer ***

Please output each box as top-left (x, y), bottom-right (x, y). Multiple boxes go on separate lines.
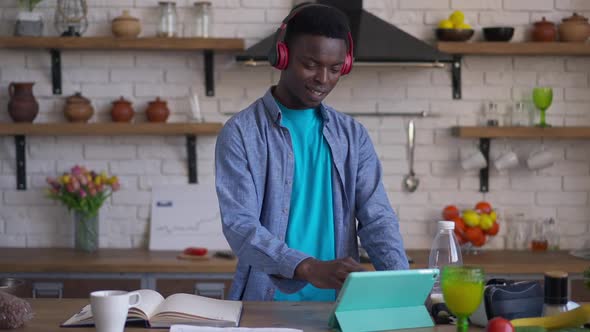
top-left (0, 0), bottom-right (588, 250)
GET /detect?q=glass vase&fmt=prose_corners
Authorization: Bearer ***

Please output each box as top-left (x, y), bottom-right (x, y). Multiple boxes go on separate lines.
top-left (73, 211), bottom-right (98, 252)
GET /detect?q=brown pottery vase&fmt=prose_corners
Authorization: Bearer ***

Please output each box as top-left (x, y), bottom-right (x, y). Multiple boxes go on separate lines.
top-left (112, 10), bottom-right (141, 38)
top-left (7, 82), bottom-right (39, 122)
top-left (111, 97), bottom-right (134, 122)
top-left (64, 92), bottom-right (94, 123)
top-left (532, 17), bottom-right (557, 42)
top-left (558, 13), bottom-right (590, 42)
top-left (146, 97), bottom-right (170, 122)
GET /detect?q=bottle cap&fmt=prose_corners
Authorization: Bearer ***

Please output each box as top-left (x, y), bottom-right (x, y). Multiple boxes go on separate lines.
top-left (544, 271), bottom-right (568, 305)
top-left (438, 221), bottom-right (455, 230)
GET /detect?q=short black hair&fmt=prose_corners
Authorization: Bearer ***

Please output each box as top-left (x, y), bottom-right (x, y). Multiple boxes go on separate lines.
top-left (284, 4), bottom-right (350, 48)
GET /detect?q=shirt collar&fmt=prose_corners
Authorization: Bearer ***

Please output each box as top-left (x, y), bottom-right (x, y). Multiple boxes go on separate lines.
top-left (262, 87), bottom-right (330, 125)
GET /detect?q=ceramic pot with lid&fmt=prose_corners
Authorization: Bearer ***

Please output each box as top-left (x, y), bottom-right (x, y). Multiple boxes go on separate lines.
top-left (146, 97), bottom-right (170, 122)
top-left (112, 10), bottom-right (141, 38)
top-left (532, 17), bottom-right (557, 42)
top-left (111, 97), bottom-right (134, 122)
top-left (64, 92), bottom-right (94, 123)
top-left (7, 82), bottom-right (39, 123)
top-left (558, 12), bottom-right (590, 42)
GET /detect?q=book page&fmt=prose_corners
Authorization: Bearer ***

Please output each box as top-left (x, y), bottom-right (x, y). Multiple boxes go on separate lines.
top-left (171, 326), bottom-right (303, 332)
top-left (128, 289), bottom-right (166, 319)
top-left (152, 293), bottom-right (242, 324)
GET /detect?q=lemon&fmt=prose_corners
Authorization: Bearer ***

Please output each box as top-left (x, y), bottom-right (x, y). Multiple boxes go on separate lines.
top-left (456, 22), bottom-right (472, 30)
top-left (449, 10), bottom-right (465, 26)
top-left (489, 210), bottom-right (497, 222)
top-left (480, 214), bottom-right (494, 231)
top-left (462, 209), bottom-right (481, 227)
top-left (438, 19), bottom-right (454, 29)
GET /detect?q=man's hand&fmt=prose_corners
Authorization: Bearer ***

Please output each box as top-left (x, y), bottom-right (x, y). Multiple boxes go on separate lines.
top-left (294, 257), bottom-right (365, 289)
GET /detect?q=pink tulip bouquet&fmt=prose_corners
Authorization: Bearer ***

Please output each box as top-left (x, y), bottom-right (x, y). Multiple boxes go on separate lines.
top-left (46, 165), bottom-right (120, 219)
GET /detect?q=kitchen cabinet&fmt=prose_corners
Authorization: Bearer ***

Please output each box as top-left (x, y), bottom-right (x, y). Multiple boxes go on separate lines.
top-left (2, 249), bottom-right (587, 300)
top-left (0, 36), bottom-right (244, 96)
top-left (0, 122), bottom-right (222, 190)
top-left (451, 126), bottom-right (590, 192)
top-left (436, 42), bottom-right (590, 100)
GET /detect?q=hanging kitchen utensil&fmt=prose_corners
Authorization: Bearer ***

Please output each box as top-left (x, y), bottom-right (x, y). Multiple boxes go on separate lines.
top-left (403, 120), bottom-right (419, 192)
top-left (54, 0), bottom-right (88, 36)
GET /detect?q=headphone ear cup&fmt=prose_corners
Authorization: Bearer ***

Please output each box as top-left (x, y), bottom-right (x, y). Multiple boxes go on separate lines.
top-left (276, 42), bottom-right (289, 70)
top-left (340, 54), bottom-right (353, 75)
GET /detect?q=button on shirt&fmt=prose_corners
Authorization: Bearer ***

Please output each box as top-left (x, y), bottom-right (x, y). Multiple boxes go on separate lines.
top-left (215, 88), bottom-right (409, 301)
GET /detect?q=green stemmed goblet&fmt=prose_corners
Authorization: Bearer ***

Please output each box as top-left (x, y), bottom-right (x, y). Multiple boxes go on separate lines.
top-left (532, 87), bottom-right (553, 128)
top-left (441, 266), bottom-right (485, 332)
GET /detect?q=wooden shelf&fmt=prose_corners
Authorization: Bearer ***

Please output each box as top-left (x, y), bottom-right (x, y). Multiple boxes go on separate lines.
top-left (0, 37), bottom-right (245, 96)
top-left (452, 126), bottom-right (590, 139)
top-left (0, 122), bottom-right (222, 136)
top-left (0, 36), bottom-right (244, 51)
top-left (437, 42), bottom-right (590, 55)
top-left (1, 122), bottom-right (223, 190)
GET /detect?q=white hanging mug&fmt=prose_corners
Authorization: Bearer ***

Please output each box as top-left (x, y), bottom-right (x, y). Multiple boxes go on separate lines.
top-left (527, 148), bottom-right (554, 170)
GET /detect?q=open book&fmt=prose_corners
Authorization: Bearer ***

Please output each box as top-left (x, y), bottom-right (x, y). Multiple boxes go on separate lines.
top-left (62, 289), bottom-right (243, 328)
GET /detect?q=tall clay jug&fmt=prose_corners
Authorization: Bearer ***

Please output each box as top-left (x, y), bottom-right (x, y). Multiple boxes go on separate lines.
top-left (8, 82), bottom-right (39, 122)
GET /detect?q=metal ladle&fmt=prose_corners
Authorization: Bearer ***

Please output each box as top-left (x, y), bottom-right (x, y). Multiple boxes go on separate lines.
top-left (403, 120), bottom-right (419, 192)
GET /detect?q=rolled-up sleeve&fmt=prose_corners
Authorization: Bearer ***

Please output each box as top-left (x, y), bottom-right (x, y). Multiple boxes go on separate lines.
top-left (354, 125), bottom-right (409, 271)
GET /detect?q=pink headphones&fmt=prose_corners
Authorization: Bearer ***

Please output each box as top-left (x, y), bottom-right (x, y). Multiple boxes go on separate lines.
top-left (268, 3), bottom-right (354, 75)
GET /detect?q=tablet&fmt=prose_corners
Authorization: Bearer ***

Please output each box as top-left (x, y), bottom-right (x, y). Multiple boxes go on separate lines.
top-left (328, 269), bottom-right (438, 332)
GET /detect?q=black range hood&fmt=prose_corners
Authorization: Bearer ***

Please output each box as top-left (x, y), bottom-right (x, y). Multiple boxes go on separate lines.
top-left (236, 0), bottom-right (453, 66)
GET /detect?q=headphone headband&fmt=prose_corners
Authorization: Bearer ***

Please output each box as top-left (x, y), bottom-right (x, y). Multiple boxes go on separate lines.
top-left (268, 3), bottom-right (354, 75)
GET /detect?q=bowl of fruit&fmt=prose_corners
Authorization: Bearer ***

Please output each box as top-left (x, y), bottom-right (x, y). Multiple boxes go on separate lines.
top-left (436, 10), bottom-right (474, 42)
top-left (442, 201), bottom-right (501, 254)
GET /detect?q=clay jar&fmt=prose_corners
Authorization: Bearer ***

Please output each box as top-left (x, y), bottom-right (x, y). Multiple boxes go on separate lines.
top-left (146, 97), bottom-right (170, 122)
top-left (111, 97), bottom-right (134, 122)
top-left (112, 10), bottom-right (141, 38)
top-left (64, 92), bottom-right (94, 123)
top-left (532, 17), bottom-right (557, 42)
top-left (559, 12), bottom-right (590, 42)
top-left (7, 82), bottom-right (39, 122)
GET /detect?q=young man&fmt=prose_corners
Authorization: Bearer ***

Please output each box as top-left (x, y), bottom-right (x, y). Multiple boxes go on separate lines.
top-left (215, 4), bottom-right (408, 301)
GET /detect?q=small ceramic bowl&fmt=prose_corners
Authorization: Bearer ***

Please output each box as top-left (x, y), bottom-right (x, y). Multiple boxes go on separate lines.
top-left (483, 27), bottom-right (514, 42)
top-left (435, 28), bottom-right (474, 42)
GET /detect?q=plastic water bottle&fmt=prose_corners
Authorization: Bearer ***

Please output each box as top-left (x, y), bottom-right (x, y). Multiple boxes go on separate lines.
top-left (428, 220), bottom-right (463, 303)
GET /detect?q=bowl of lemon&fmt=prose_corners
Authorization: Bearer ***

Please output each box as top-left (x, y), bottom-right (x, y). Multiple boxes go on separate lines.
top-left (436, 10), bottom-right (474, 42)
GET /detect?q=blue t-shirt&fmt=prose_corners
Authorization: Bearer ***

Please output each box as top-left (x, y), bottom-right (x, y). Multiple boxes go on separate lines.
top-left (273, 101), bottom-right (336, 302)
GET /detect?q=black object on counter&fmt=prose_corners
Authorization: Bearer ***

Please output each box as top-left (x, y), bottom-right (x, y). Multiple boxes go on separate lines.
top-left (544, 271), bottom-right (568, 305)
top-left (483, 27), bottom-right (515, 42)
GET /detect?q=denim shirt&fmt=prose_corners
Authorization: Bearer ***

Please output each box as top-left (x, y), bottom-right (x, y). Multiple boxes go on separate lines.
top-left (215, 88), bottom-right (409, 301)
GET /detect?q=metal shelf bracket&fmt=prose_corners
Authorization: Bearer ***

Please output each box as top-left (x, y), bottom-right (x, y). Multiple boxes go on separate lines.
top-left (204, 50), bottom-right (214, 97)
top-left (15, 135), bottom-right (26, 190)
top-left (452, 55), bottom-right (462, 100)
top-left (50, 49), bottom-right (62, 95)
top-left (479, 138), bottom-right (490, 193)
top-left (186, 135), bottom-right (198, 184)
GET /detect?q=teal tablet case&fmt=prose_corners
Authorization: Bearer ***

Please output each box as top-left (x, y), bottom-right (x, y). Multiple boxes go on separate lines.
top-left (328, 269), bottom-right (439, 332)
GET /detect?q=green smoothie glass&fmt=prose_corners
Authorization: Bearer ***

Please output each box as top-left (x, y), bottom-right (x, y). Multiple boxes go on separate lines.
top-left (441, 266), bottom-right (485, 332)
top-left (533, 87), bottom-right (553, 128)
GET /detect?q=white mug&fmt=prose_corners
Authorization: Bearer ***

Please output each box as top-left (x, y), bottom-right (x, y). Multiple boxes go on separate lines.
top-left (91, 290), bottom-right (141, 332)
top-left (461, 148), bottom-right (487, 170)
top-left (527, 149), bottom-right (554, 170)
top-left (494, 151), bottom-right (519, 171)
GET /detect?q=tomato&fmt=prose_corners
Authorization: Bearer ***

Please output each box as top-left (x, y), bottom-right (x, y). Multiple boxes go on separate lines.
top-left (475, 201), bottom-right (493, 214)
top-left (442, 205), bottom-right (460, 220)
top-left (183, 247), bottom-right (208, 256)
top-left (485, 222), bottom-right (500, 236)
top-left (465, 227), bottom-right (486, 247)
top-left (486, 317), bottom-right (514, 332)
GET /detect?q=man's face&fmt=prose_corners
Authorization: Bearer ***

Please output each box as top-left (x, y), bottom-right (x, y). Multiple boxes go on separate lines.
top-left (279, 34), bottom-right (347, 109)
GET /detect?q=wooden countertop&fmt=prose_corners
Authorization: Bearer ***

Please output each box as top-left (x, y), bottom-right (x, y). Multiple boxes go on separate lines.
top-left (0, 248), bottom-right (587, 274)
top-left (19, 298), bottom-right (466, 332)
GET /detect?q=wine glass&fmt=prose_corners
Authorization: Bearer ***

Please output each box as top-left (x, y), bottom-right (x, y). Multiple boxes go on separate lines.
top-left (532, 87), bottom-right (553, 128)
top-left (441, 266), bottom-right (485, 332)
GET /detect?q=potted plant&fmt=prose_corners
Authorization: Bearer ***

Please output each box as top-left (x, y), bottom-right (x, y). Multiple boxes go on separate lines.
top-left (46, 165), bottom-right (120, 252)
top-left (15, 0), bottom-right (45, 37)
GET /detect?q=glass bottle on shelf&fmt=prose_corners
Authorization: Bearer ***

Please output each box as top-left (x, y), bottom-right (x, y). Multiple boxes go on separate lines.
top-left (510, 101), bottom-right (532, 126)
top-left (157, 1), bottom-right (178, 37)
top-left (481, 101), bottom-right (501, 127)
top-left (192, 1), bottom-right (212, 37)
